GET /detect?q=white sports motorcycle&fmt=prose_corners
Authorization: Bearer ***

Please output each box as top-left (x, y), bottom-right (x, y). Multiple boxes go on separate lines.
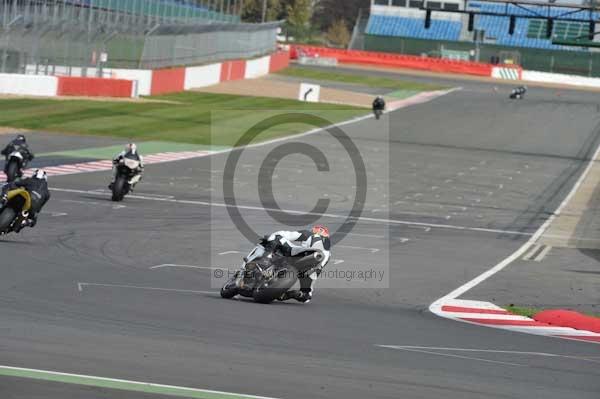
top-left (111, 156), bottom-right (142, 202)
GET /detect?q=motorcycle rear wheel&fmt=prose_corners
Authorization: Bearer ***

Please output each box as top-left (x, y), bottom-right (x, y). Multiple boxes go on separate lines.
top-left (253, 270), bottom-right (297, 304)
top-left (0, 207), bottom-right (17, 232)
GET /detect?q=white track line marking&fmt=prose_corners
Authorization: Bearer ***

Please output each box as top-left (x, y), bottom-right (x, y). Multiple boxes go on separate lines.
top-left (218, 251), bottom-right (242, 255)
top-left (376, 346), bottom-right (525, 367)
top-left (375, 346), bottom-right (600, 364)
top-left (522, 244), bottom-right (542, 261)
top-left (337, 245), bottom-right (380, 253)
top-left (429, 139), bottom-right (600, 343)
top-left (149, 264), bottom-right (216, 270)
top-left (431, 140), bottom-right (600, 303)
top-left (77, 282), bottom-right (216, 295)
top-left (534, 245), bottom-right (552, 262)
top-left (50, 187), bottom-right (533, 237)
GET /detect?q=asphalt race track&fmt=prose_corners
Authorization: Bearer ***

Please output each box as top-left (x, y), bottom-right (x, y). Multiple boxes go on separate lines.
top-left (2, 73), bottom-right (600, 398)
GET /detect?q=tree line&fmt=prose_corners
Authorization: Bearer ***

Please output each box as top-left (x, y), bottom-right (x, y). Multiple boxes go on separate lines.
top-left (241, 0), bottom-right (370, 47)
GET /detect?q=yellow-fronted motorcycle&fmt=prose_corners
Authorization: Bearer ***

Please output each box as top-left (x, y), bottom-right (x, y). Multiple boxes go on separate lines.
top-left (0, 188), bottom-right (31, 235)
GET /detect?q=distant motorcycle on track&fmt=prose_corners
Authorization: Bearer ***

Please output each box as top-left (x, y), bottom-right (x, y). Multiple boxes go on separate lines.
top-left (509, 86), bottom-right (527, 100)
top-left (220, 242), bottom-right (324, 304)
top-left (111, 156), bottom-right (142, 202)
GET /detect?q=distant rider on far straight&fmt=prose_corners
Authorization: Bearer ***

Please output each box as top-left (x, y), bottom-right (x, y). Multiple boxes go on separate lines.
top-left (1, 134), bottom-right (34, 179)
top-left (1, 169), bottom-right (50, 233)
top-left (261, 225), bottom-right (332, 303)
top-left (372, 95), bottom-right (386, 119)
top-left (109, 143), bottom-right (144, 190)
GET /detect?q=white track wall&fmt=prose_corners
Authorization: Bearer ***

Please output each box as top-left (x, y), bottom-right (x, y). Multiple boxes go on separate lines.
top-left (184, 63), bottom-right (222, 90)
top-left (0, 73), bottom-right (58, 96)
top-left (244, 55), bottom-right (271, 79)
top-left (110, 69), bottom-right (153, 96)
top-left (6, 51), bottom-right (289, 97)
top-left (522, 70), bottom-right (600, 88)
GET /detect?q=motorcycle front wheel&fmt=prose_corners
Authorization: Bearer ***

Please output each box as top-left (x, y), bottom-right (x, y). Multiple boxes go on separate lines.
top-left (6, 160), bottom-right (19, 182)
top-left (111, 176), bottom-right (127, 202)
top-left (220, 277), bottom-right (238, 299)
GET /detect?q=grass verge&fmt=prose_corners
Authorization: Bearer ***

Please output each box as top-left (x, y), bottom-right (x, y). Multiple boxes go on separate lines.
top-left (277, 66), bottom-right (447, 91)
top-left (0, 92), bottom-right (367, 146)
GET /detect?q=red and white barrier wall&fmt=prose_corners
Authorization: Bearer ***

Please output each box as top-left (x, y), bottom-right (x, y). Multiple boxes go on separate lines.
top-left (4, 51), bottom-right (290, 98)
top-left (0, 73), bottom-right (58, 96)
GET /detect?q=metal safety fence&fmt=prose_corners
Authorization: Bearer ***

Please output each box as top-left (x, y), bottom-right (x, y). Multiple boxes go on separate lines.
top-left (0, 0), bottom-right (279, 74)
top-left (363, 35), bottom-right (600, 77)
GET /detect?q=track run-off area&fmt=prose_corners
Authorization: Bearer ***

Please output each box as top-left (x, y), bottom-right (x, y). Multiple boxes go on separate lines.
top-left (2, 71), bottom-right (600, 399)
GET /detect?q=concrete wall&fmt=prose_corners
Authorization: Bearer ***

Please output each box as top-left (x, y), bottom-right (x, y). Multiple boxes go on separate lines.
top-left (0, 73), bottom-right (58, 96)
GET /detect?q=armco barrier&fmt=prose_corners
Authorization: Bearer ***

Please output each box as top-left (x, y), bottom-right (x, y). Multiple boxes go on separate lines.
top-left (151, 68), bottom-right (186, 95)
top-left (0, 73), bottom-right (58, 96)
top-left (269, 51), bottom-right (290, 73)
top-left (221, 60), bottom-right (246, 82)
top-left (291, 45), bottom-right (494, 77)
top-left (56, 76), bottom-right (133, 97)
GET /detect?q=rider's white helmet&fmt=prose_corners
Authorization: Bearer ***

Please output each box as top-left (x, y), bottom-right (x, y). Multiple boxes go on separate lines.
top-left (126, 143), bottom-right (137, 154)
top-left (33, 169), bottom-right (47, 181)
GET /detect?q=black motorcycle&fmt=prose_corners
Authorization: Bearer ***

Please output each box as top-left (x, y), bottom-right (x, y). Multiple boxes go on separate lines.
top-left (220, 243), bottom-right (324, 304)
top-left (111, 156), bottom-right (142, 202)
top-left (509, 86), bottom-right (527, 100)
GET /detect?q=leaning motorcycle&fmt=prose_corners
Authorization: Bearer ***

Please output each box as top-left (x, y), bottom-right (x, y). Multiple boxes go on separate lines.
top-left (111, 157), bottom-right (141, 202)
top-left (0, 187), bottom-right (31, 235)
top-left (4, 150), bottom-right (25, 182)
top-left (220, 244), bottom-right (324, 304)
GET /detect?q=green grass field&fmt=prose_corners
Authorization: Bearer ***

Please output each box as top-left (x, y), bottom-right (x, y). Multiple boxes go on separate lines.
top-left (277, 66), bottom-right (447, 92)
top-left (0, 92), bottom-right (368, 146)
